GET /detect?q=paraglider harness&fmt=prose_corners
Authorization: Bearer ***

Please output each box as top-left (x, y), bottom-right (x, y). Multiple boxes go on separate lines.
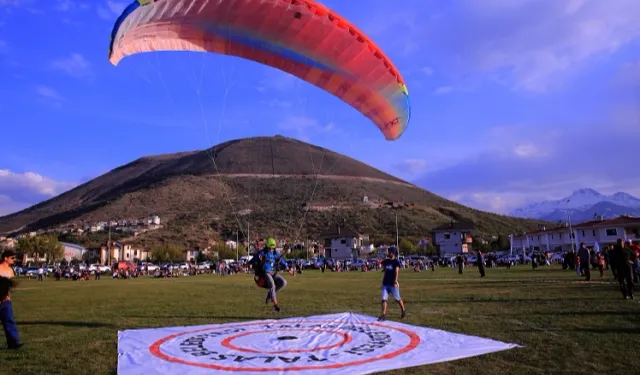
top-left (252, 250), bottom-right (273, 289)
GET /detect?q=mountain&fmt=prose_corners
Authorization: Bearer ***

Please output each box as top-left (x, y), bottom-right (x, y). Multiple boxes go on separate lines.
top-left (0, 136), bottom-right (546, 248)
top-left (510, 188), bottom-right (640, 223)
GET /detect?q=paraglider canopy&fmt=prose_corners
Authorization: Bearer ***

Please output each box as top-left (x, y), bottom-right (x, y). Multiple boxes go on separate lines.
top-left (108, 0), bottom-right (411, 141)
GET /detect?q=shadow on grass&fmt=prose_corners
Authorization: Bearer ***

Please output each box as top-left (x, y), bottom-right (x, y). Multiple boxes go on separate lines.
top-left (123, 315), bottom-right (266, 321)
top-left (530, 311), bottom-right (640, 316)
top-left (515, 327), bottom-right (640, 334)
top-left (407, 297), bottom-right (605, 304)
top-left (17, 321), bottom-right (116, 328)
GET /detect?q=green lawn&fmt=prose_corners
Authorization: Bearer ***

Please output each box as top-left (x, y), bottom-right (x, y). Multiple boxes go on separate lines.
top-left (1, 265), bottom-right (638, 375)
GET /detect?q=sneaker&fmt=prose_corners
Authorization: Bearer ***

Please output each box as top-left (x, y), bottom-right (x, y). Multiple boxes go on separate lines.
top-left (377, 314), bottom-right (386, 321)
top-left (274, 304), bottom-right (280, 312)
top-left (401, 310), bottom-right (406, 319)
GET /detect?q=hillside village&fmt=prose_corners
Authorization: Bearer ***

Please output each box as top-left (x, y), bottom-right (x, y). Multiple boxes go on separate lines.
top-left (1, 210), bottom-right (638, 268)
top-left (0, 211), bottom-right (487, 266)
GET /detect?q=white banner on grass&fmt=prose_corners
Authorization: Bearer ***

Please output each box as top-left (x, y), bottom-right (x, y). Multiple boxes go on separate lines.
top-left (117, 312), bottom-right (521, 375)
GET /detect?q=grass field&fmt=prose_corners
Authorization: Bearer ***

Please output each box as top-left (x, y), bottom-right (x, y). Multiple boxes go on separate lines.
top-left (1, 265), bottom-right (638, 375)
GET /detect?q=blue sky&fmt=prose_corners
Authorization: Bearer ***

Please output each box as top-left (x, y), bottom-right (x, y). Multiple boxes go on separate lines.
top-left (0, 0), bottom-right (639, 217)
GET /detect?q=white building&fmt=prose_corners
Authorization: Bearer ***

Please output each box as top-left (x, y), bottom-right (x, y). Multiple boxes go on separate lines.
top-left (185, 249), bottom-right (199, 262)
top-left (100, 242), bottom-right (150, 264)
top-left (148, 215), bottom-right (161, 226)
top-left (61, 242), bottom-right (87, 262)
top-left (510, 216), bottom-right (640, 252)
top-left (320, 226), bottom-right (369, 260)
top-left (432, 221), bottom-right (474, 258)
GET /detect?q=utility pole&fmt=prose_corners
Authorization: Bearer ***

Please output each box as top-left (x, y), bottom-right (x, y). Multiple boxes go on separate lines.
top-left (107, 222), bottom-right (112, 266)
top-left (247, 222), bottom-right (250, 254)
top-left (566, 199), bottom-right (575, 252)
top-left (235, 229), bottom-right (239, 262)
top-left (395, 209), bottom-right (399, 249)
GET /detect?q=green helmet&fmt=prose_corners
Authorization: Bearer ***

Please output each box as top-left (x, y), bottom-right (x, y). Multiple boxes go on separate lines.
top-left (266, 237), bottom-right (277, 249)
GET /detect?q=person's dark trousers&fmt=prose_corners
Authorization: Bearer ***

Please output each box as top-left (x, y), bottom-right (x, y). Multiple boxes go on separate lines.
top-left (478, 264), bottom-right (485, 277)
top-left (0, 300), bottom-right (20, 348)
top-left (618, 267), bottom-right (634, 299)
top-left (583, 265), bottom-right (591, 281)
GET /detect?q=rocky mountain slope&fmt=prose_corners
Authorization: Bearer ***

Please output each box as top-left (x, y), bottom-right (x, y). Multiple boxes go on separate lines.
top-left (0, 136), bottom-right (547, 248)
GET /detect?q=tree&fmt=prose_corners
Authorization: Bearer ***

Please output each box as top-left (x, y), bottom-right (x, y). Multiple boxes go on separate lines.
top-left (496, 235), bottom-right (510, 251)
top-left (151, 244), bottom-right (184, 263)
top-left (415, 242), bottom-right (436, 256)
top-left (17, 235), bottom-right (63, 264)
top-left (195, 251), bottom-right (209, 263)
top-left (373, 236), bottom-right (393, 247)
top-left (398, 238), bottom-right (415, 254)
top-left (212, 243), bottom-right (235, 260)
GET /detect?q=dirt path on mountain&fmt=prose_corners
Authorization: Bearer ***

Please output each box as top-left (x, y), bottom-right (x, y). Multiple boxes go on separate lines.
top-left (216, 173), bottom-right (416, 188)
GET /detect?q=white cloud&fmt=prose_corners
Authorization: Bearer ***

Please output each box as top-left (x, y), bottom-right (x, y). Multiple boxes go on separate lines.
top-left (97, 1), bottom-right (126, 20)
top-left (613, 60), bottom-right (640, 89)
top-left (54, 0), bottom-right (71, 11)
top-left (256, 71), bottom-right (298, 93)
top-left (433, 85), bottom-right (472, 95)
top-left (260, 99), bottom-right (292, 109)
top-left (421, 66), bottom-right (434, 76)
top-left (0, 195), bottom-right (28, 217)
top-left (54, 0), bottom-right (89, 12)
top-left (36, 85), bottom-right (64, 101)
top-left (513, 143), bottom-right (545, 158)
top-left (51, 53), bottom-right (92, 78)
top-left (416, 119), bottom-right (640, 214)
top-left (0, 169), bottom-right (77, 216)
top-left (393, 158), bottom-right (428, 175)
top-left (434, 86), bottom-right (453, 95)
top-left (106, 0), bottom-right (126, 14)
top-left (36, 86), bottom-right (65, 108)
top-left (277, 115), bottom-right (340, 142)
top-left (0, 0), bottom-right (28, 6)
top-left (419, 0), bottom-right (640, 92)
top-left (448, 191), bottom-right (521, 214)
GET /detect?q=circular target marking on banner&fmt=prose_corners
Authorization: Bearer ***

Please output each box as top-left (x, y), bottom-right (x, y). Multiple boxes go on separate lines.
top-left (221, 329), bottom-right (353, 354)
top-left (148, 320), bottom-right (421, 372)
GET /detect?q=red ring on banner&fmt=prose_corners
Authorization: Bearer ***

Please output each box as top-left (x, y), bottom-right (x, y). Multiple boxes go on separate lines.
top-left (148, 320), bottom-right (421, 372)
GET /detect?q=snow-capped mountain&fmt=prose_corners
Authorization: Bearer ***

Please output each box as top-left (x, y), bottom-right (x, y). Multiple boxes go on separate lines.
top-left (510, 188), bottom-right (640, 222)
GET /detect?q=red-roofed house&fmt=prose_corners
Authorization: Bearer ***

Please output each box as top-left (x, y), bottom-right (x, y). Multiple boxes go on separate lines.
top-left (510, 215), bottom-right (640, 253)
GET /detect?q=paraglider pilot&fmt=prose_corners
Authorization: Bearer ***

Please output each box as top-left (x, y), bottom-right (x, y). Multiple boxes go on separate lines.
top-left (250, 237), bottom-right (294, 312)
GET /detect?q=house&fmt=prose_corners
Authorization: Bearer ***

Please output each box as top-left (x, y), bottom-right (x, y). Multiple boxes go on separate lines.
top-left (431, 221), bottom-right (474, 258)
top-left (0, 237), bottom-right (16, 249)
top-left (320, 226), bottom-right (369, 260)
top-left (510, 215), bottom-right (640, 253)
top-left (184, 249), bottom-right (198, 262)
top-left (590, 216), bottom-right (640, 245)
top-left (100, 242), bottom-right (150, 264)
top-left (61, 242), bottom-right (87, 262)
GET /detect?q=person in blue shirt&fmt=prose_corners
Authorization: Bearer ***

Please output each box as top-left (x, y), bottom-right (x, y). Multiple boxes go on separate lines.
top-left (249, 237), bottom-right (294, 312)
top-left (378, 247), bottom-right (406, 321)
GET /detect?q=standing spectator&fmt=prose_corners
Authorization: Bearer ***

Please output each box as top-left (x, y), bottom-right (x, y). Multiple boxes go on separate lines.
top-left (0, 250), bottom-right (23, 349)
top-left (477, 250), bottom-right (486, 278)
top-left (597, 252), bottom-right (605, 278)
top-left (611, 239), bottom-right (634, 300)
top-left (627, 239), bottom-right (640, 283)
top-left (577, 243), bottom-right (591, 281)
